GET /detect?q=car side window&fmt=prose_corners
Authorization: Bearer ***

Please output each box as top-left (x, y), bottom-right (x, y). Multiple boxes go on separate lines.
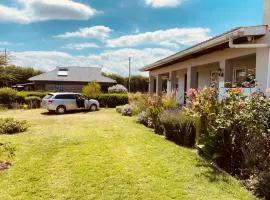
top-left (55, 94), bottom-right (76, 100)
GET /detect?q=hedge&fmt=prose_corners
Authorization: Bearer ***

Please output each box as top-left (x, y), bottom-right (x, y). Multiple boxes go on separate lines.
top-left (95, 93), bottom-right (128, 108)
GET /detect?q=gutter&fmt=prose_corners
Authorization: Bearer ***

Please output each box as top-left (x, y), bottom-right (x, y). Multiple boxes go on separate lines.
top-left (229, 36), bottom-right (269, 48)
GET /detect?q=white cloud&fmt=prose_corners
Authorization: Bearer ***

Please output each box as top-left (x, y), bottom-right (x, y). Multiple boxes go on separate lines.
top-left (12, 48), bottom-right (175, 75)
top-left (0, 41), bottom-right (11, 46)
top-left (107, 27), bottom-right (211, 48)
top-left (63, 43), bottom-right (99, 50)
top-left (0, 0), bottom-right (97, 23)
top-left (145, 0), bottom-right (185, 8)
top-left (54, 26), bottom-right (112, 40)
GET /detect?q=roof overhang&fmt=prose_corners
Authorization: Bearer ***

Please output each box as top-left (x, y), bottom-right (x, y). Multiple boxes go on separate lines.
top-left (141, 25), bottom-right (268, 72)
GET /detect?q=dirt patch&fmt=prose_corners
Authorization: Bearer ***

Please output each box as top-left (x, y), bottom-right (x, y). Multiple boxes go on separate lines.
top-left (0, 161), bottom-right (11, 171)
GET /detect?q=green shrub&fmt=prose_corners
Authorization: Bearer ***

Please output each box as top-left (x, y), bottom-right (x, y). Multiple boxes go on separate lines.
top-left (147, 96), bottom-right (163, 134)
top-left (0, 118), bottom-right (29, 134)
top-left (17, 91), bottom-right (47, 99)
top-left (0, 143), bottom-right (15, 160)
top-left (160, 109), bottom-right (197, 147)
top-left (96, 93), bottom-right (128, 108)
top-left (25, 96), bottom-right (41, 109)
top-left (0, 87), bottom-right (17, 108)
top-left (82, 82), bottom-right (101, 98)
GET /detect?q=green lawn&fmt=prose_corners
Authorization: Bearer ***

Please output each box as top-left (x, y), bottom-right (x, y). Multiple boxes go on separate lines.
top-left (0, 109), bottom-right (255, 200)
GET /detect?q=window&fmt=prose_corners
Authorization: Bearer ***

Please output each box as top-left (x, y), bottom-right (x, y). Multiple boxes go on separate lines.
top-left (55, 94), bottom-right (76, 100)
top-left (233, 67), bottom-right (255, 87)
top-left (55, 85), bottom-right (64, 92)
top-left (57, 68), bottom-right (69, 76)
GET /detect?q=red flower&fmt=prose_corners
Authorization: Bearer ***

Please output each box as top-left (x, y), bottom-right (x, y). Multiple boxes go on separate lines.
top-left (188, 88), bottom-right (198, 98)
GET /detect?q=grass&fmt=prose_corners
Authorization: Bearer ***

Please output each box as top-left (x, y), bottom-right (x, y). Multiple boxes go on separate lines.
top-left (0, 109), bottom-right (255, 200)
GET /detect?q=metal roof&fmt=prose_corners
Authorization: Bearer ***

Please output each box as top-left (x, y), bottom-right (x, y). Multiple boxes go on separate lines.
top-left (29, 66), bottom-right (116, 83)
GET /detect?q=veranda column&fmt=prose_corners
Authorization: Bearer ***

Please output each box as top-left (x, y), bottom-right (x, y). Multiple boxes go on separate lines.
top-left (256, 47), bottom-right (270, 93)
top-left (148, 76), bottom-right (155, 96)
top-left (156, 74), bottom-right (162, 99)
top-left (186, 67), bottom-right (197, 91)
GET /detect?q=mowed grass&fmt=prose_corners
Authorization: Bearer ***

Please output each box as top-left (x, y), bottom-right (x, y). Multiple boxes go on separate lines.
top-left (0, 109), bottom-right (255, 200)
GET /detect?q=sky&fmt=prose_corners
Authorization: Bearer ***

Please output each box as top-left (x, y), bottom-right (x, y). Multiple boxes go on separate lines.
top-left (0, 0), bottom-right (263, 76)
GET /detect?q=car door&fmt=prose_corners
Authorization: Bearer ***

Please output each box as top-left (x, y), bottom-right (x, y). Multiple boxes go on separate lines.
top-left (64, 94), bottom-right (77, 110)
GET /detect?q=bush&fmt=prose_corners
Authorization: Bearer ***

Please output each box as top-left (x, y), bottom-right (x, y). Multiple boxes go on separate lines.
top-left (147, 96), bottom-right (163, 134)
top-left (160, 109), bottom-right (197, 147)
top-left (0, 118), bottom-right (29, 134)
top-left (0, 143), bottom-right (15, 161)
top-left (129, 92), bottom-right (148, 114)
top-left (186, 87), bottom-right (270, 199)
top-left (137, 111), bottom-right (148, 126)
top-left (0, 87), bottom-right (17, 108)
top-left (108, 84), bottom-right (128, 93)
top-left (17, 91), bottom-right (47, 99)
top-left (121, 104), bottom-right (133, 116)
top-left (256, 170), bottom-right (270, 199)
top-left (96, 93), bottom-right (128, 108)
top-left (25, 96), bottom-right (41, 109)
top-left (116, 106), bottom-right (123, 114)
top-left (82, 81), bottom-right (101, 98)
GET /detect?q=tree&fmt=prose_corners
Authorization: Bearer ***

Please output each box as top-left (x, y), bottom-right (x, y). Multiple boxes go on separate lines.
top-left (82, 81), bottom-right (101, 98)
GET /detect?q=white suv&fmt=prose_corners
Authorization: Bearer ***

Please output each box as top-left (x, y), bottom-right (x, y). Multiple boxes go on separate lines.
top-left (41, 93), bottom-right (99, 114)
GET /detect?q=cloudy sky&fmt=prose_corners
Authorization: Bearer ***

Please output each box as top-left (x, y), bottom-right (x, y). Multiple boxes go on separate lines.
top-left (0, 0), bottom-right (263, 75)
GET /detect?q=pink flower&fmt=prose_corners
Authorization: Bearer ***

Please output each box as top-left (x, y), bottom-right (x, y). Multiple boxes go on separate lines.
top-left (188, 88), bottom-right (198, 98)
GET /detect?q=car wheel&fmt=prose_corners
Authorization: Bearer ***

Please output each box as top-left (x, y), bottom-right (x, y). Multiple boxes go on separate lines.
top-left (90, 104), bottom-right (97, 112)
top-left (56, 105), bottom-right (66, 114)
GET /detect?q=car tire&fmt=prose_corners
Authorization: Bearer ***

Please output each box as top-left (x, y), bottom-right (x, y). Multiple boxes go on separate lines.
top-left (90, 104), bottom-right (97, 112)
top-left (56, 105), bottom-right (66, 114)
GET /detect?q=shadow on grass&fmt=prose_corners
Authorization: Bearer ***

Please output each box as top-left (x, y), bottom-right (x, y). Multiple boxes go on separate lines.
top-left (40, 110), bottom-right (94, 116)
top-left (195, 157), bottom-right (230, 183)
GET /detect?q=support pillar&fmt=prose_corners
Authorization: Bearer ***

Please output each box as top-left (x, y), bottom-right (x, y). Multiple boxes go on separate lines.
top-left (256, 47), bottom-right (270, 93)
top-left (149, 76), bottom-right (155, 96)
top-left (156, 74), bottom-right (162, 98)
top-left (186, 67), bottom-right (197, 91)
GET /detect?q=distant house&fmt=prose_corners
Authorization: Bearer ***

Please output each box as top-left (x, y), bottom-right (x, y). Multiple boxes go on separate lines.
top-left (28, 66), bottom-right (116, 92)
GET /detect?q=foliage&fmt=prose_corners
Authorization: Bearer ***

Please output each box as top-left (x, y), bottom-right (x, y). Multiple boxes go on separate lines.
top-left (0, 65), bottom-right (42, 87)
top-left (159, 109), bottom-right (198, 147)
top-left (0, 143), bottom-right (15, 161)
top-left (25, 96), bottom-right (41, 109)
top-left (162, 95), bottom-right (177, 109)
top-left (116, 106), bottom-right (123, 114)
top-left (103, 73), bottom-right (149, 92)
top-left (108, 84), bottom-right (128, 93)
top-left (17, 91), bottom-right (47, 99)
top-left (186, 87), bottom-right (270, 199)
top-left (147, 96), bottom-right (164, 133)
top-left (0, 87), bottom-right (17, 108)
top-left (96, 93), bottom-right (128, 108)
top-left (82, 81), bottom-right (101, 98)
top-left (121, 104), bottom-right (133, 116)
top-left (137, 111), bottom-right (148, 126)
top-left (128, 92), bottom-right (148, 114)
top-left (0, 118), bottom-right (29, 134)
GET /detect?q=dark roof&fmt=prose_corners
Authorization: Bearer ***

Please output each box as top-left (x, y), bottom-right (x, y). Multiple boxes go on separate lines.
top-left (29, 66), bottom-right (116, 83)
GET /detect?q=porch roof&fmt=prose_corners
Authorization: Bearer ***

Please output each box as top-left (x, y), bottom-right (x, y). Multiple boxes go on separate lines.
top-left (141, 25), bottom-right (267, 72)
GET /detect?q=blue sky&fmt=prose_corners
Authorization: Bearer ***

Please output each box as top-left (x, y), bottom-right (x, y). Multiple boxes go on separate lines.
top-left (0, 0), bottom-right (263, 75)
